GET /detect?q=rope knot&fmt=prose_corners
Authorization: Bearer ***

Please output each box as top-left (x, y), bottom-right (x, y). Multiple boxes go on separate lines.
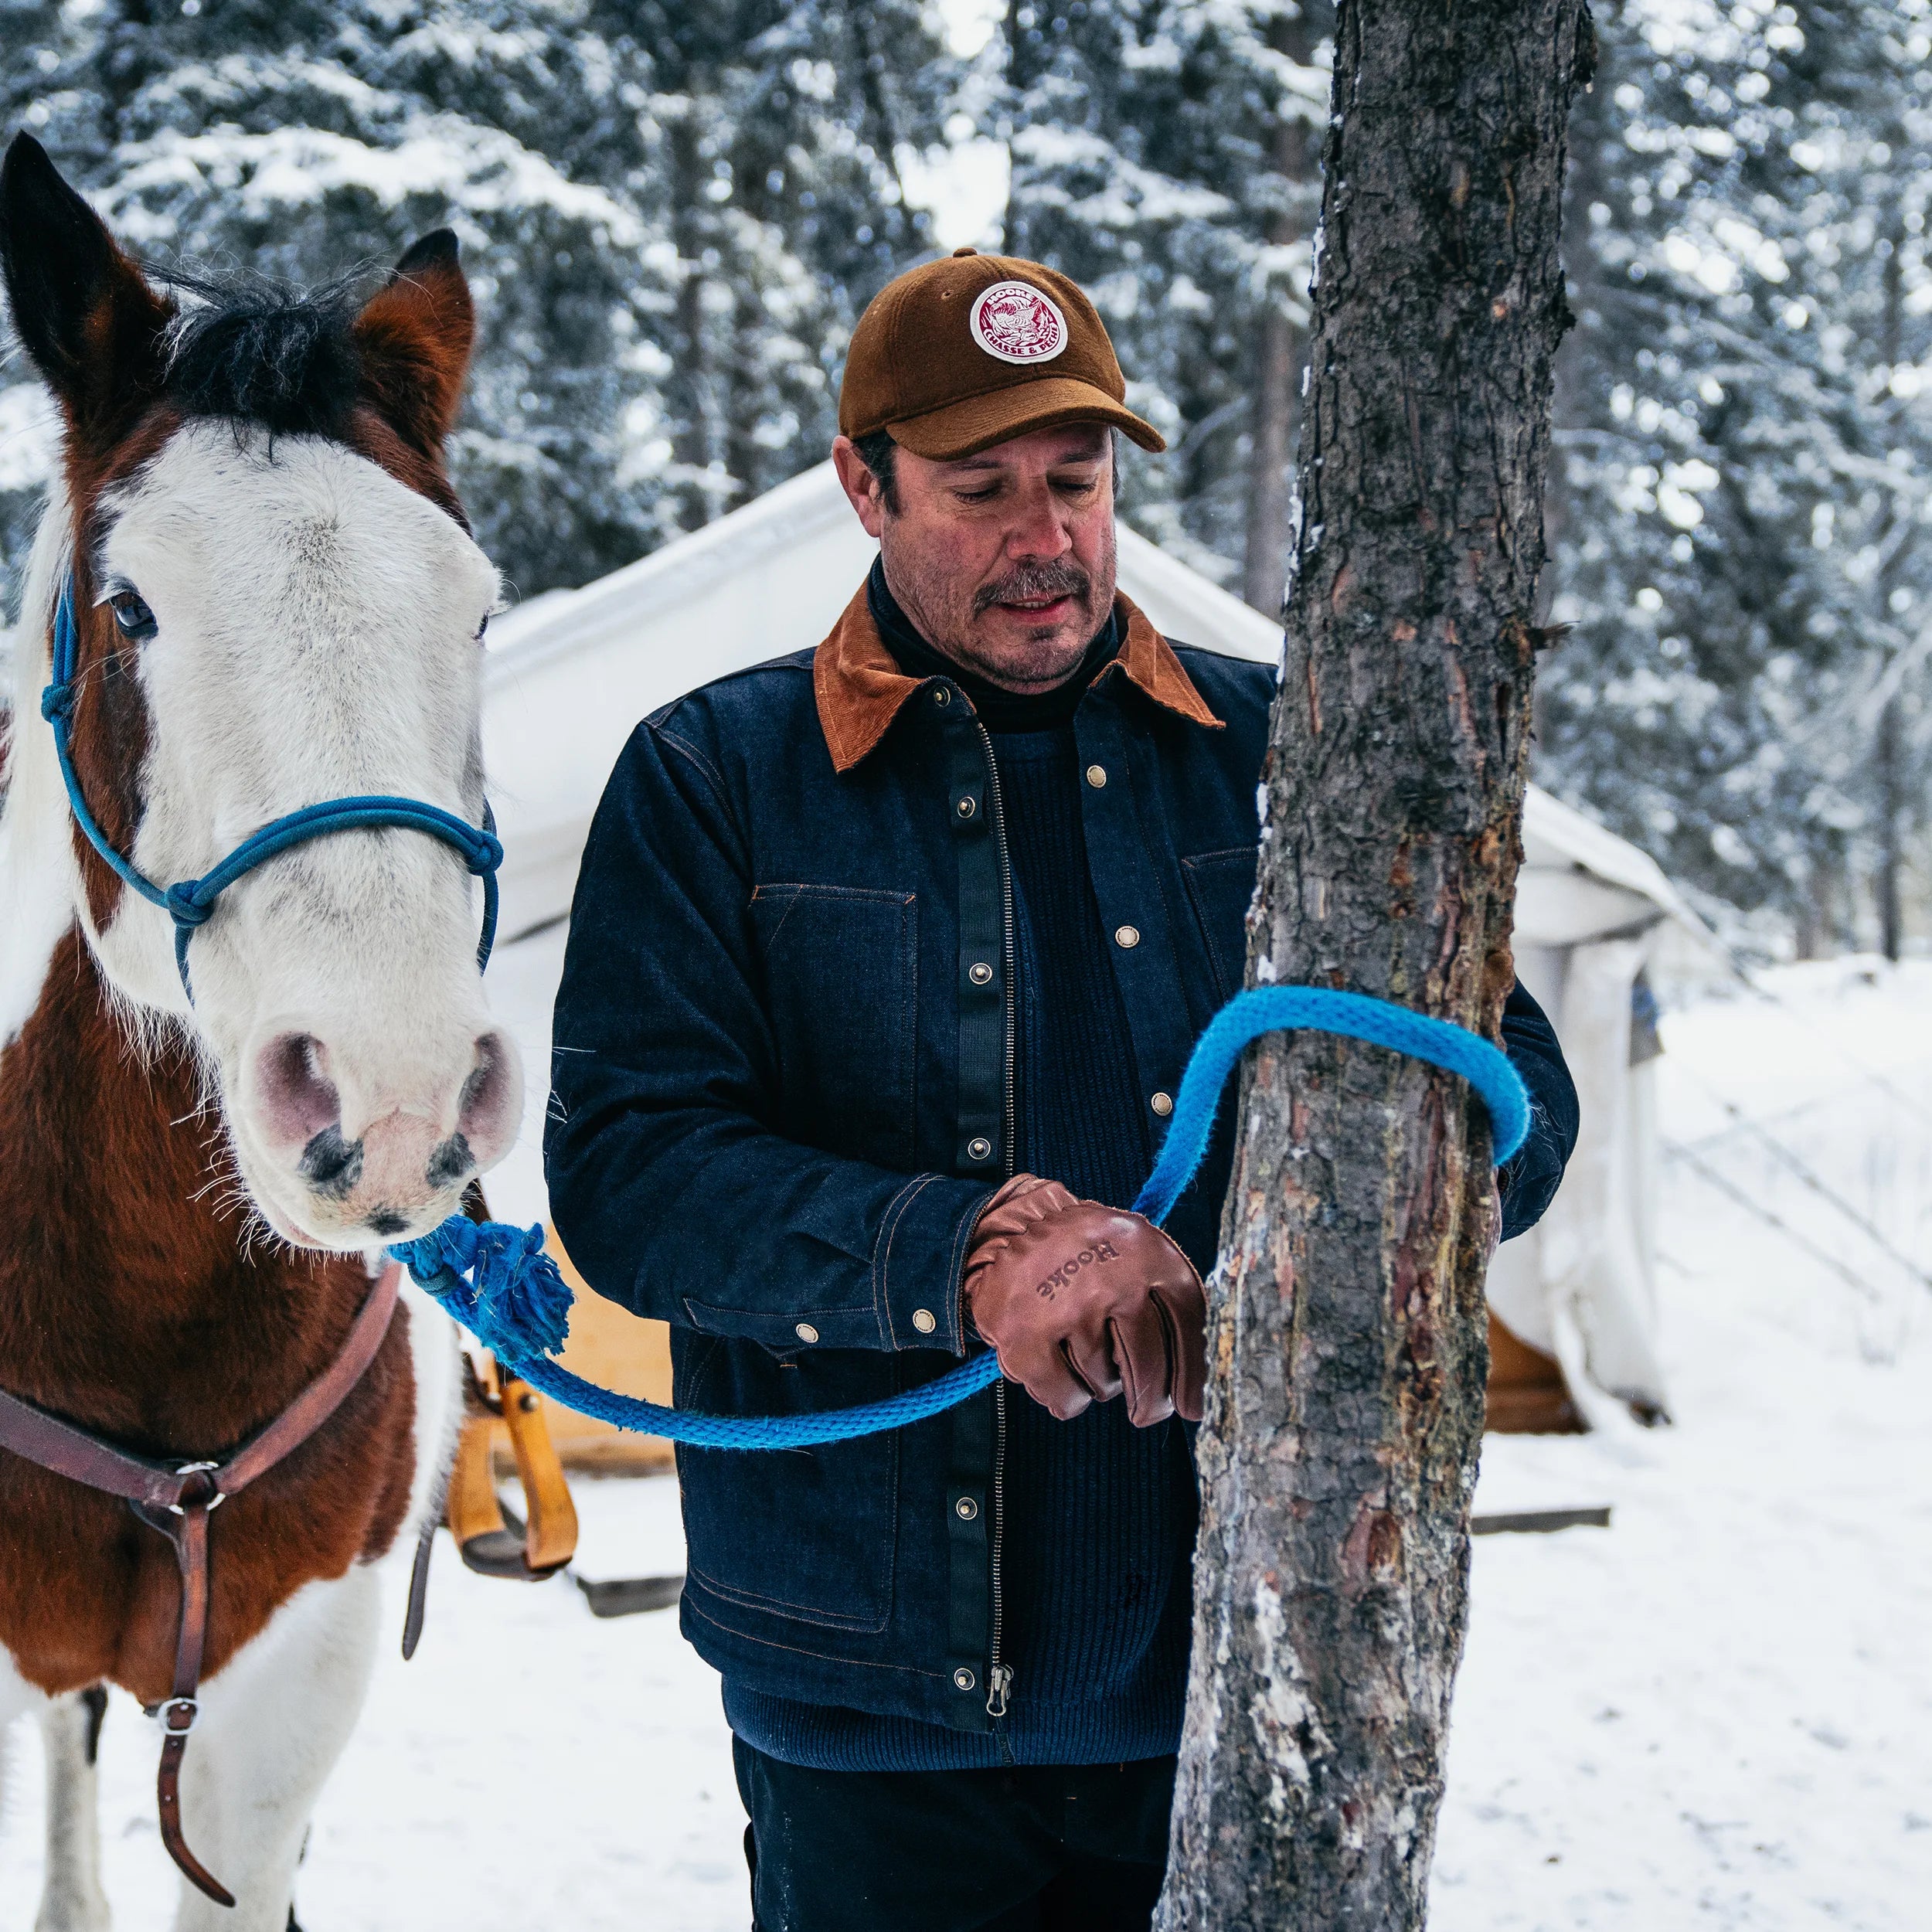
top-left (39, 681), bottom-right (75, 723)
top-left (465, 827), bottom-right (505, 874)
top-left (391, 1217), bottom-right (572, 1366)
top-left (164, 883), bottom-right (216, 929)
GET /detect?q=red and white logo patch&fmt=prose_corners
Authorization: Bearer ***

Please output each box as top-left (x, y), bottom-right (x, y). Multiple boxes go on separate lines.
top-left (969, 281), bottom-right (1069, 365)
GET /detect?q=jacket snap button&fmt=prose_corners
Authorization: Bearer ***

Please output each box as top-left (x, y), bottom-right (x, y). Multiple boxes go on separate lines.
top-left (794, 1321), bottom-right (820, 1343)
top-left (1114, 925), bottom-right (1140, 949)
top-left (968, 961), bottom-right (993, 985)
top-left (934, 687), bottom-right (951, 706)
top-left (967, 1137), bottom-right (992, 1162)
top-left (1086, 764), bottom-right (1107, 788)
top-left (956, 795), bottom-right (977, 819)
top-left (955, 1495), bottom-right (978, 1520)
top-left (913, 1308), bottom-right (937, 1333)
top-left (1151, 1092), bottom-right (1174, 1117)
top-left (954, 1667), bottom-right (977, 1692)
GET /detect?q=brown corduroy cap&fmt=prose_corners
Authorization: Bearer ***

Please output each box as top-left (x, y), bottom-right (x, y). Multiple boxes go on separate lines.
top-left (838, 248), bottom-right (1165, 461)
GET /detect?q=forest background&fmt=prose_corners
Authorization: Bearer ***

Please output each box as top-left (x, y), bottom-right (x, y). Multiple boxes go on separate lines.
top-left (1, 0), bottom-right (1927, 957)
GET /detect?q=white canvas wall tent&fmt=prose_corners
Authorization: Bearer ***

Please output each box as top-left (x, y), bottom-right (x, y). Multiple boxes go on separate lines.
top-left (460, 460), bottom-right (1705, 1445)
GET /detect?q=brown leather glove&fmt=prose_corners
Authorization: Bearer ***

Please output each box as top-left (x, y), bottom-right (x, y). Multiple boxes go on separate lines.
top-left (961, 1174), bottom-right (1206, 1427)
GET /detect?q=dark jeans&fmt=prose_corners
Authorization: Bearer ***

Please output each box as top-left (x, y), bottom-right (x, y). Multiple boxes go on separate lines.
top-left (733, 1738), bottom-right (1176, 1931)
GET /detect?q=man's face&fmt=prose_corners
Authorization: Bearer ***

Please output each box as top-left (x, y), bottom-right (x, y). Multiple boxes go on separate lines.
top-left (832, 423), bottom-right (1118, 694)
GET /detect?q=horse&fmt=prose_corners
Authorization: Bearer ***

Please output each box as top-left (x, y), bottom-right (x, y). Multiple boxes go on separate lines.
top-left (0, 134), bottom-right (523, 1928)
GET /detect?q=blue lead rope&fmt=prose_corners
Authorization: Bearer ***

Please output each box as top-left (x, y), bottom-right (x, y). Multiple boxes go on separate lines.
top-left (391, 986), bottom-right (1529, 1451)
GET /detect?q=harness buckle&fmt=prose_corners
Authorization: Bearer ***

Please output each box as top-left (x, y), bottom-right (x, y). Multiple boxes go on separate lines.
top-left (158, 1696), bottom-right (199, 1735)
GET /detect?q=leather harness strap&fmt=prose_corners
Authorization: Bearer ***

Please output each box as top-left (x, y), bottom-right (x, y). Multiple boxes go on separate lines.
top-left (0, 1262), bottom-right (403, 1907)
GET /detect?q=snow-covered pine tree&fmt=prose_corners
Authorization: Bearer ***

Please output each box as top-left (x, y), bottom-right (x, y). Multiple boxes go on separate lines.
top-left (998, 1), bottom-right (1329, 606)
top-left (0, 0), bottom-right (954, 607)
top-left (621, 0), bottom-right (952, 532)
top-left (0, 1), bottom-right (675, 600)
top-left (1539, 0), bottom-right (1932, 947)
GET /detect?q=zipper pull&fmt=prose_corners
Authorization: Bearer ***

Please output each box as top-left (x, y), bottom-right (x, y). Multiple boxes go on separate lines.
top-left (985, 1664), bottom-right (1012, 1719)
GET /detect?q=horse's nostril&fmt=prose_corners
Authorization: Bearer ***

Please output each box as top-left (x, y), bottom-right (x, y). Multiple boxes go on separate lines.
top-left (298, 1126), bottom-right (365, 1199)
top-left (426, 1132), bottom-right (474, 1191)
top-left (455, 1029), bottom-right (520, 1168)
top-left (257, 1032), bottom-right (342, 1150)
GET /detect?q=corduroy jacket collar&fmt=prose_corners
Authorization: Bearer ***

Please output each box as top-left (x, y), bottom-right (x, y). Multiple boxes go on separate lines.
top-left (812, 577), bottom-right (1224, 773)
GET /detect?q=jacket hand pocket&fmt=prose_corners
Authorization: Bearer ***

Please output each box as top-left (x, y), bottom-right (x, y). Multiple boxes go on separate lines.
top-left (673, 1327), bottom-right (900, 1632)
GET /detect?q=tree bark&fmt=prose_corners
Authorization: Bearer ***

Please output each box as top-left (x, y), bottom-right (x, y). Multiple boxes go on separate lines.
top-left (1878, 691), bottom-right (1903, 961)
top-left (1157, 4), bottom-right (1592, 1928)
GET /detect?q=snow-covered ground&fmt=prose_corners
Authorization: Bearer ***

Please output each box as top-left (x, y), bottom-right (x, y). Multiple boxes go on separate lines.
top-left (4, 965), bottom-right (1930, 1928)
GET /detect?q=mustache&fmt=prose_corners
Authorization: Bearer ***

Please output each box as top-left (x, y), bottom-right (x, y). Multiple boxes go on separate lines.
top-left (972, 560), bottom-right (1093, 619)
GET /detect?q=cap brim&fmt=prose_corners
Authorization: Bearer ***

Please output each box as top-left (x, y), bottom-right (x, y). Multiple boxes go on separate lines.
top-left (886, 376), bottom-right (1166, 461)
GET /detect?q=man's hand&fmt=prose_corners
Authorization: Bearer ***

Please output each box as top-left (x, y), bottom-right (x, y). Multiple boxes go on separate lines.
top-left (961, 1174), bottom-right (1206, 1427)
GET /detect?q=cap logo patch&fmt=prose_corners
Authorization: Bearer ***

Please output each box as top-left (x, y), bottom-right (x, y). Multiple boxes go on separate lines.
top-left (970, 281), bottom-right (1068, 365)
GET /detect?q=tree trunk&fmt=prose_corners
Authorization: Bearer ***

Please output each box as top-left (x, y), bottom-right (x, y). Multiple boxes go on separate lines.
top-left (1878, 691), bottom-right (1903, 962)
top-left (1241, 9), bottom-right (1325, 620)
top-left (1157, 4), bottom-right (1592, 1928)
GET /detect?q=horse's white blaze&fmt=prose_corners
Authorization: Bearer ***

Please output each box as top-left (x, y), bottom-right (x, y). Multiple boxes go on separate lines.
top-left (76, 421), bottom-right (519, 1246)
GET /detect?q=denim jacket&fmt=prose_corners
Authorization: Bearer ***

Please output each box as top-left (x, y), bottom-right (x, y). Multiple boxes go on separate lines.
top-left (545, 583), bottom-right (1577, 1736)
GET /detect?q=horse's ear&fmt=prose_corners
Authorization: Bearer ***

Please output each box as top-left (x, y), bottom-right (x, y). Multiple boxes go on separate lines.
top-left (0, 133), bottom-right (169, 438)
top-left (353, 228), bottom-right (474, 451)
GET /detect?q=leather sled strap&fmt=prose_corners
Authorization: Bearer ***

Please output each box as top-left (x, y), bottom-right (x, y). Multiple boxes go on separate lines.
top-left (499, 1373), bottom-right (578, 1575)
top-left (0, 1263), bottom-right (403, 1906)
top-left (445, 1362), bottom-right (578, 1580)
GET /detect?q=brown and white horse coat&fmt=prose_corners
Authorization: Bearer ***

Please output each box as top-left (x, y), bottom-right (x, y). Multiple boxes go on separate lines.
top-left (0, 135), bottom-right (521, 1927)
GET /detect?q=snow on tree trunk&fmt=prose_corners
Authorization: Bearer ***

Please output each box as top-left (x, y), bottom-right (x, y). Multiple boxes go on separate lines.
top-left (1156, 3), bottom-right (1594, 1927)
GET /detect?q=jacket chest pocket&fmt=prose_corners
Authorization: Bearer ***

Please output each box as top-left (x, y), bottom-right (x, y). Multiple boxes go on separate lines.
top-left (749, 884), bottom-right (917, 1169)
top-left (1180, 849), bottom-right (1259, 1003)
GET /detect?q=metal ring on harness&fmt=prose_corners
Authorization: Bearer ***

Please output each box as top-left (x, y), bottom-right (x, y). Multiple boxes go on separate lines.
top-left (43, 573), bottom-right (502, 998)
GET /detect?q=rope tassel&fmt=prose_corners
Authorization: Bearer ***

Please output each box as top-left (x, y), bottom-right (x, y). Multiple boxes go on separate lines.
top-left (392, 1218), bottom-right (573, 1363)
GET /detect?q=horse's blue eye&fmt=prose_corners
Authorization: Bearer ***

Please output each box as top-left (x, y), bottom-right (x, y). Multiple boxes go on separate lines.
top-left (475, 612), bottom-right (490, 641)
top-left (109, 591), bottom-right (156, 640)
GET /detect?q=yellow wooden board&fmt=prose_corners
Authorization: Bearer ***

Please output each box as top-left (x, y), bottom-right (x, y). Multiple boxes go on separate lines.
top-left (516, 1231), bottom-right (676, 1472)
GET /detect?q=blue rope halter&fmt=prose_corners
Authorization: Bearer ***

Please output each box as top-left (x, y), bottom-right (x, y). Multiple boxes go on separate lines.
top-left (392, 986), bottom-right (1532, 1451)
top-left (41, 573), bottom-right (502, 998)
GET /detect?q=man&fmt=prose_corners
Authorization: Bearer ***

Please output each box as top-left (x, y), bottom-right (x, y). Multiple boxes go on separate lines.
top-left (546, 250), bottom-right (1578, 1930)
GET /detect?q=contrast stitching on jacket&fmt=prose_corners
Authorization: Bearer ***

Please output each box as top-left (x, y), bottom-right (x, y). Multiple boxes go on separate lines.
top-left (682, 1593), bottom-right (944, 1681)
top-left (679, 1296), bottom-right (883, 1334)
top-left (650, 722), bottom-right (733, 812)
top-left (752, 883), bottom-right (918, 901)
top-left (750, 883), bottom-right (914, 958)
top-left (649, 723), bottom-right (753, 881)
top-left (689, 1554), bottom-right (899, 1632)
top-left (873, 1172), bottom-right (937, 1350)
top-left (686, 1437), bottom-right (901, 1629)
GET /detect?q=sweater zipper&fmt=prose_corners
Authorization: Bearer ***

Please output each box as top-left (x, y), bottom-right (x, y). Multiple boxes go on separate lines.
top-left (978, 719), bottom-right (1016, 1723)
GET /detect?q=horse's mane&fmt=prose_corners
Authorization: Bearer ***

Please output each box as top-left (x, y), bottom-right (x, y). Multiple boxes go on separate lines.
top-left (156, 267), bottom-right (372, 439)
